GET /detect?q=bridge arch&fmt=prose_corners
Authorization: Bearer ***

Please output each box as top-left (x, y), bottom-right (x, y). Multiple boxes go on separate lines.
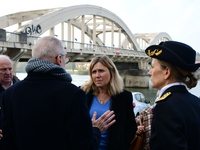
top-left (149, 32), bottom-right (172, 45)
top-left (4, 5), bottom-right (140, 50)
top-left (0, 5), bottom-right (172, 73)
top-left (0, 5), bottom-right (174, 87)
top-left (134, 32), bottom-right (172, 50)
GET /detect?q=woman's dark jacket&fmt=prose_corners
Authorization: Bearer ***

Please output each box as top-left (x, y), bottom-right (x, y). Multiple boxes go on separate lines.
top-left (150, 85), bottom-right (200, 150)
top-left (86, 89), bottom-right (137, 150)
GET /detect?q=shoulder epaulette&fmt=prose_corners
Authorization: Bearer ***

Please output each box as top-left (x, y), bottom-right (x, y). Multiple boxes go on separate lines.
top-left (155, 92), bottom-right (171, 102)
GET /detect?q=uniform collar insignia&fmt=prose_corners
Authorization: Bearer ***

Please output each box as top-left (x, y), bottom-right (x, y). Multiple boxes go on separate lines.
top-left (155, 92), bottom-right (171, 102)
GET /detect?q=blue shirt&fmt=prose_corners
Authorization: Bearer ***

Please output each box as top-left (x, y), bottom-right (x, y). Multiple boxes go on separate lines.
top-left (89, 96), bottom-right (111, 150)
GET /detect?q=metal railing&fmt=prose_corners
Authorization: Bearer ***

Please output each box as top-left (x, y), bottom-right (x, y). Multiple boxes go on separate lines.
top-left (2, 31), bottom-right (147, 57)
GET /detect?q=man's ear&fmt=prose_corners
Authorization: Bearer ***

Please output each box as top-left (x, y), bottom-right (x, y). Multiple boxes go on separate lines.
top-left (55, 55), bottom-right (62, 66)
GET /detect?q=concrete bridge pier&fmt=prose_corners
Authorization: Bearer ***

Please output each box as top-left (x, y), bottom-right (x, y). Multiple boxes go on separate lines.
top-left (115, 62), bottom-right (150, 88)
top-left (122, 70), bottom-right (149, 88)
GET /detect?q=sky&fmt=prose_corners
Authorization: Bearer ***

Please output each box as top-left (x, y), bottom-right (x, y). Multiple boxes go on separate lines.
top-left (0, 0), bottom-right (200, 53)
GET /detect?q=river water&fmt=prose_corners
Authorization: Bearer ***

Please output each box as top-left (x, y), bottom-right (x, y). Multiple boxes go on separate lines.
top-left (16, 73), bottom-right (200, 104)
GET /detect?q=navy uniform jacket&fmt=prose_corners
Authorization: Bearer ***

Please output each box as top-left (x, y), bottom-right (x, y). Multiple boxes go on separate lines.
top-left (150, 85), bottom-right (200, 150)
top-left (1, 73), bottom-right (100, 150)
top-left (86, 90), bottom-right (137, 150)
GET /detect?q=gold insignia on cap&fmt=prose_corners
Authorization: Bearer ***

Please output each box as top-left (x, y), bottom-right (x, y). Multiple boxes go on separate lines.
top-left (155, 92), bottom-right (171, 102)
top-left (147, 49), bottom-right (162, 56)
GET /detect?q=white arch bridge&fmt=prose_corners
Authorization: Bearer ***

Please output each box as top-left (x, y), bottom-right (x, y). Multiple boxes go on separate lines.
top-left (0, 5), bottom-right (172, 87)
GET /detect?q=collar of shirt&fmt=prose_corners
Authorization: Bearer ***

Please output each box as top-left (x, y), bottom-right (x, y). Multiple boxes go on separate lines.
top-left (2, 80), bottom-right (13, 90)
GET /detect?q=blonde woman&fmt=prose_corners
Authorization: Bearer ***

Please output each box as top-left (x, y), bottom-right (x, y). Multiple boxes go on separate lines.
top-left (81, 55), bottom-right (137, 150)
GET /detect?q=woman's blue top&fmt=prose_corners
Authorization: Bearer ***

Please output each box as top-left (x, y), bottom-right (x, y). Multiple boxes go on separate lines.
top-left (89, 96), bottom-right (111, 150)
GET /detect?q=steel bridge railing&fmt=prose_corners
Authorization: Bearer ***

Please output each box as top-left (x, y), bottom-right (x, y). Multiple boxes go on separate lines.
top-left (2, 31), bottom-right (146, 57)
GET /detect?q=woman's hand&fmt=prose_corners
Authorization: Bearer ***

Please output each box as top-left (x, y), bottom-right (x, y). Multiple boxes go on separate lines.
top-left (91, 110), bottom-right (116, 133)
top-left (136, 125), bottom-right (145, 134)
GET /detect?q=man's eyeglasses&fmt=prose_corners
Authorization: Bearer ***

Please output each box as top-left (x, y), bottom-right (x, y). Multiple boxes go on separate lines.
top-left (55, 53), bottom-right (65, 59)
top-left (55, 54), bottom-right (69, 64)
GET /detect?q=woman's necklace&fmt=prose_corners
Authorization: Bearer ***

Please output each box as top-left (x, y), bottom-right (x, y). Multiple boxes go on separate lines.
top-left (97, 93), bottom-right (109, 105)
top-left (99, 99), bottom-right (104, 105)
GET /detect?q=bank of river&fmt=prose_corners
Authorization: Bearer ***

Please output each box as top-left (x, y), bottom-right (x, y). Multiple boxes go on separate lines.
top-left (16, 73), bottom-right (200, 104)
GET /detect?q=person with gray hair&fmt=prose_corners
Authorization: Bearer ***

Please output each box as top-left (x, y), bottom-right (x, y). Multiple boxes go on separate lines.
top-left (1, 36), bottom-right (115, 150)
top-left (0, 55), bottom-right (20, 148)
top-left (0, 55), bottom-right (19, 90)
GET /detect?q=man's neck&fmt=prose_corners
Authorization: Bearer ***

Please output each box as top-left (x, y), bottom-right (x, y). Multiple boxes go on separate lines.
top-left (2, 81), bottom-right (12, 89)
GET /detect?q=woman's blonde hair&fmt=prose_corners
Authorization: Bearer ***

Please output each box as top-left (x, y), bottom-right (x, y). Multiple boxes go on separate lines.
top-left (81, 55), bottom-right (124, 96)
top-left (158, 59), bottom-right (198, 89)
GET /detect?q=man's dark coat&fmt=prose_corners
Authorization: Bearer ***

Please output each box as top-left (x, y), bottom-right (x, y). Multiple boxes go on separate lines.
top-left (1, 73), bottom-right (100, 150)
